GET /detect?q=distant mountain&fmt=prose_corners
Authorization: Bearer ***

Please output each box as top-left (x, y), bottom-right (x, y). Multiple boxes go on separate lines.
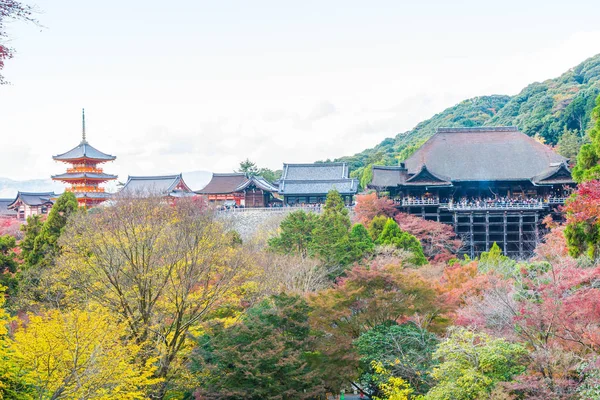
top-left (338, 53), bottom-right (600, 186)
top-left (0, 177), bottom-right (64, 198)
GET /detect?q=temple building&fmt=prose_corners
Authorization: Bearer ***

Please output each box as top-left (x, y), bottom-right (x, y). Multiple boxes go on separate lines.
top-left (51, 110), bottom-right (117, 207)
top-left (278, 163), bottom-right (358, 205)
top-left (118, 174), bottom-right (194, 198)
top-left (6, 192), bottom-right (55, 220)
top-left (197, 173), bottom-right (280, 207)
top-left (369, 127), bottom-right (575, 259)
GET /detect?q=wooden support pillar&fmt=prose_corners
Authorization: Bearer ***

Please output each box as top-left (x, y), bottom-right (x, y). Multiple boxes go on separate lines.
top-left (503, 212), bottom-right (507, 254)
top-left (469, 212), bottom-right (474, 259)
top-left (421, 206), bottom-right (425, 219)
top-left (485, 212), bottom-right (490, 251)
top-left (453, 212), bottom-right (458, 235)
top-left (534, 212), bottom-right (539, 245)
top-left (519, 212), bottom-right (524, 259)
top-left (436, 208), bottom-right (440, 222)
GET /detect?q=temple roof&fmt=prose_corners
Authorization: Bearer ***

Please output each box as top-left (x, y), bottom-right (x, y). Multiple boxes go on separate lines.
top-left (197, 173), bottom-right (278, 194)
top-left (404, 127), bottom-right (569, 182)
top-left (119, 174), bottom-right (193, 197)
top-left (282, 163), bottom-right (350, 181)
top-left (0, 199), bottom-right (17, 217)
top-left (7, 192), bottom-right (55, 209)
top-left (279, 179), bottom-right (358, 195)
top-left (53, 141), bottom-right (116, 162)
top-left (279, 162), bottom-right (358, 196)
top-left (51, 172), bottom-right (118, 181)
top-left (197, 173), bottom-right (249, 194)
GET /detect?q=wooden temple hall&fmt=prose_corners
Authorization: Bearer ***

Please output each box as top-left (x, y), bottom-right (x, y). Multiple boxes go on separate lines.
top-left (369, 127), bottom-right (576, 259)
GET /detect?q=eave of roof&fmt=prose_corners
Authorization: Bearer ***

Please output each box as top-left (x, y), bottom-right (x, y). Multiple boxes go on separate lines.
top-left (51, 172), bottom-right (118, 180)
top-left (53, 141), bottom-right (116, 162)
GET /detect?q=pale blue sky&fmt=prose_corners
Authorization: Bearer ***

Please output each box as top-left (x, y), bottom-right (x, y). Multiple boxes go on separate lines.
top-left (1, 0), bottom-right (600, 181)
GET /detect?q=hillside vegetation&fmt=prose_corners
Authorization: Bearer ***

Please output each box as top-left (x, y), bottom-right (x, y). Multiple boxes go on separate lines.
top-left (339, 54), bottom-right (600, 186)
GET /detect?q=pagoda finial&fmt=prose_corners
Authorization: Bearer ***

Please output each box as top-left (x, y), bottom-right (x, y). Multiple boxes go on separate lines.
top-left (81, 108), bottom-right (87, 143)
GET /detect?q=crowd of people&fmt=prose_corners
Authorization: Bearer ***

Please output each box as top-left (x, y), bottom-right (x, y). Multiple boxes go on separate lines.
top-left (398, 194), bottom-right (568, 208)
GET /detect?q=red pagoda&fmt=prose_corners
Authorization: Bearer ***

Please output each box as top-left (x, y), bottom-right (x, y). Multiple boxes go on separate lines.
top-left (51, 109), bottom-right (117, 207)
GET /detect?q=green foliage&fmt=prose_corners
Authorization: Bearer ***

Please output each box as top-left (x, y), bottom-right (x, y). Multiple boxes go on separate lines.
top-left (378, 218), bottom-right (427, 266)
top-left (193, 293), bottom-right (324, 399)
top-left (425, 328), bottom-right (527, 400)
top-left (360, 164), bottom-right (374, 190)
top-left (21, 192), bottom-right (79, 270)
top-left (268, 210), bottom-right (320, 257)
top-left (349, 223), bottom-right (375, 258)
top-left (355, 322), bottom-right (438, 395)
top-left (556, 128), bottom-right (583, 160)
top-left (573, 94), bottom-right (600, 182)
top-left (0, 235), bottom-right (18, 297)
top-left (478, 242), bottom-right (515, 276)
top-left (369, 215), bottom-right (389, 241)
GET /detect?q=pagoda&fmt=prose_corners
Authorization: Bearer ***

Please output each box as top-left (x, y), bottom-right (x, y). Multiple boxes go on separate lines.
top-left (51, 109), bottom-right (117, 207)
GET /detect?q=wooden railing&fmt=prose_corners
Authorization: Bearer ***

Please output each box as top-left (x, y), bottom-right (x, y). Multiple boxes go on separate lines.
top-left (444, 203), bottom-right (545, 211)
top-left (400, 199), bottom-right (440, 206)
top-left (217, 206), bottom-right (354, 214)
top-left (66, 167), bottom-right (104, 174)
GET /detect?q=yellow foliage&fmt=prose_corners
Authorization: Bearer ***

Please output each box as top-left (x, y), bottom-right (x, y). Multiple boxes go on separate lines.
top-left (371, 361), bottom-right (415, 400)
top-left (12, 306), bottom-right (159, 399)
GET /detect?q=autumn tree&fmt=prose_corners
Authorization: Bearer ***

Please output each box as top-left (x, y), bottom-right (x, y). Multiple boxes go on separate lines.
top-left (354, 192), bottom-right (397, 225)
top-left (192, 293), bottom-right (324, 399)
top-left (0, 285), bottom-right (33, 399)
top-left (50, 196), bottom-right (252, 399)
top-left (0, 0), bottom-right (35, 84)
top-left (13, 307), bottom-right (158, 399)
top-left (308, 264), bottom-right (442, 391)
top-left (563, 180), bottom-right (600, 258)
top-left (395, 213), bottom-right (462, 263)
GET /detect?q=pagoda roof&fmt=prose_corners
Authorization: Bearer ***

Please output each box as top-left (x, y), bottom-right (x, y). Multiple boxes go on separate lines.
top-left (51, 172), bottom-right (118, 181)
top-left (403, 127), bottom-right (570, 182)
top-left (53, 141), bottom-right (116, 162)
top-left (7, 192), bottom-right (55, 209)
top-left (119, 174), bottom-right (194, 197)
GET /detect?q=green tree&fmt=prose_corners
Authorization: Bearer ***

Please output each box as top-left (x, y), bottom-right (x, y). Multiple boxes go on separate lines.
top-left (425, 328), bottom-right (527, 400)
top-left (355, 322), bottom-right (438, 395)
top-left (478, 242), bottom-right (515, 276)
top-left (348, 223), bottom-right (375, 260)
top-left (193, 293), bottom-right (324, 399)
top-left (268, 210), bottom-right (320, 258)
top-left (0, 235), bottom-right (18, 296)
top-left (236, 158), bottom-right (260, 176)
top-left (21, 192), bottom-right (79, 270)
top-left (19, 214), bottom-right (43, 267)
top-left (310, 190), bottom-right (354, 271)
top-left (573, 94), bottom-right (600, 182)
top-left (368, 215), bottom-right (388, 241)
top-left (556, 128), bottom-right (583, 160)
top-left (378, 218), bottom-right (427, 266)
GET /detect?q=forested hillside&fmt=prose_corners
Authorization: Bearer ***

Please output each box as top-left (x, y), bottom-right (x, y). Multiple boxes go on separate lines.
top-left (340, 53), bottom-right (600, 187)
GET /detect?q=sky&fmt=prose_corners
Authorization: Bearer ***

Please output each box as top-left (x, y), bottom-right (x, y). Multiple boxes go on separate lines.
top-left (1, 0), bottom-right (600, 184)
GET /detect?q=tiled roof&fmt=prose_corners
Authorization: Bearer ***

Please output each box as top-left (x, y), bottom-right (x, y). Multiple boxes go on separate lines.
top-left (279, 179), bottom-right (358, 195)
top-left (51, 172), bottom-right (118, 180)
top-left (119, 174), bottom-right (192, 197)
top-left (282, 163), bottom-right (349, 180)
top-left (404, 127), bottom-right (570, 182)
top-left (532, 162), bottom-right (574, 185)
top-left (196, 173), bottom-right (248, 194)
top-left (7, 192), bottom-right (55, 208)
top-left (53, 141), bottom-right (116, 162)
top-left (234, 176), bottom-right (279, 193)
top-left (0, 199), bottom-right (17, 216)
top-left (370, 166), bottom-right (408, 188)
